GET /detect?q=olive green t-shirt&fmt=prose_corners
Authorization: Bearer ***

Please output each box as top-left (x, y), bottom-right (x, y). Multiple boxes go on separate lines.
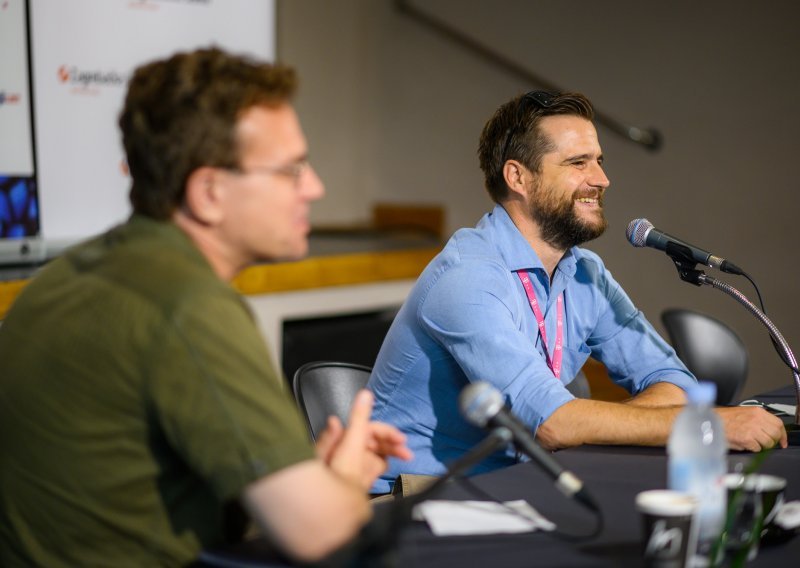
top-left (0, 216), bottom-right (315, 567)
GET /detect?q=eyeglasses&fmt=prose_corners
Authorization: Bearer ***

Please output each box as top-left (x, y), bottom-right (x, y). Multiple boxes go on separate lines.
top-left (227, 158), bottom-right (310, 188)
top-left (500, 90), bottom-right (558, 163)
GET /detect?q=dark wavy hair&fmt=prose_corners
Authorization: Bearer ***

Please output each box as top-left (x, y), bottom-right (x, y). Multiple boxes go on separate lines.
top-left (119, 47), bottom-right (297, 219)
top-left (478, 91), bottom-right (594, 203)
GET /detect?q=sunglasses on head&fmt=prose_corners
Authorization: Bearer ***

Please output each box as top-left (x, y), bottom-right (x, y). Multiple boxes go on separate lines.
top-left (500, 90), bottom-right (558, 163)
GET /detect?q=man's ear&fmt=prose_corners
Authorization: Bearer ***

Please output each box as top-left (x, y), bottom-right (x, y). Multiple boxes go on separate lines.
top-left (502, 159), bottom-right (532, 200)
top-left (183, 167), bottom-right (225, 225)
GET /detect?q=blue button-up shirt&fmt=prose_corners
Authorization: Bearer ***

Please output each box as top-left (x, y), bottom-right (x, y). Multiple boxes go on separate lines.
top-left (368, 205), bottom-right (695, 493)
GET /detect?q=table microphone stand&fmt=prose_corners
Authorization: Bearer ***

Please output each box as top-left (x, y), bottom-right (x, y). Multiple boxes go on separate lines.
top-left (666, 242), bottom-right (800, 445)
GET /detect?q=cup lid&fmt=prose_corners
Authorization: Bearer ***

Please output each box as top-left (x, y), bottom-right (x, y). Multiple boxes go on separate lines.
top-left (723, 473), bottom-right (787, 493)
top-left (636, 490), bottom-right (697, 516)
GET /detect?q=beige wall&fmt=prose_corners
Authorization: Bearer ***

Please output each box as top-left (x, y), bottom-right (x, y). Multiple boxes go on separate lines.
top-left (278, 0), bottom-right (800, 399)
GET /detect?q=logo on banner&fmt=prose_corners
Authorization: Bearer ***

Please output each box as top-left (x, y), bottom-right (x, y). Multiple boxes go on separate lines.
top-left (57, 65), bottom-right (127, 95)
top-left (128, 0), bottom-right (211, 10)
top-left (0, 91), bottom-right (21, 106)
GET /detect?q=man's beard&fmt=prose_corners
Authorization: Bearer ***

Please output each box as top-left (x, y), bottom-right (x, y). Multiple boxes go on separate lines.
top-left (530, 184), bottom-right (608, 250)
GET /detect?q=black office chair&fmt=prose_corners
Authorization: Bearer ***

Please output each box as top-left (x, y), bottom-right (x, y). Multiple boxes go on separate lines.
top-left (566, 370), bottom-right (592, 399)
top-left (292, 361), bottom-right (372, 441)
top-left (661, 308), bottom-right (748, 405)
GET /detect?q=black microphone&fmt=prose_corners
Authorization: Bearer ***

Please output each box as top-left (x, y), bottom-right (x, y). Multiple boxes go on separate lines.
top-left (459, 382), bottom-right (596, 511)
top-left (626, 218), bottom-right (743, 275)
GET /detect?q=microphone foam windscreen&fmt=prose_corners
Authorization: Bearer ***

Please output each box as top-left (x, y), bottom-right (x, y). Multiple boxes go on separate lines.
top-left (626, 218), bottom-right (653, 247)
top-left (459, 381), bottom-right (504, 427)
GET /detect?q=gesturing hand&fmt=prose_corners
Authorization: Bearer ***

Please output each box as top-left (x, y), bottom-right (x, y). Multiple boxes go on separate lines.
top-left (316, 389), bottom-right (413, 491)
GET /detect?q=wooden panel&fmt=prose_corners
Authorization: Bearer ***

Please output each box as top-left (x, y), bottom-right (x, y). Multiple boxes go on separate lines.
top-left (1, 247), bottom-right (441, 320)
top-left (583, 357), bottom-right (629, 402)
top-left (372, 203), bottom-right (445, 239)
top-left (232, 247), bottom-right (440, 294)
top-left (0, 279), bottom-right (29, 321)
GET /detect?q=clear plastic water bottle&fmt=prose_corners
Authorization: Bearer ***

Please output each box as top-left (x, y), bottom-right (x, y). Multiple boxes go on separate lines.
top-left (668, 381), bottom-right (728, 562)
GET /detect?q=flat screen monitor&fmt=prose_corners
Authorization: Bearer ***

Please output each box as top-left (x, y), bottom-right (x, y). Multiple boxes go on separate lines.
top-left (0, 0), bottom-right (42, 264)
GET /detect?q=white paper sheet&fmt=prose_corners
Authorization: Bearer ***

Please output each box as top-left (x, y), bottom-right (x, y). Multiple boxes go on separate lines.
top-left (412, 499), bottom-right (555, 536)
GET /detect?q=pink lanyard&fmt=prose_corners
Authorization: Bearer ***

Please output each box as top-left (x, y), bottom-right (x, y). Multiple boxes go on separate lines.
top-left (516, 270), bottom-right (563, 379)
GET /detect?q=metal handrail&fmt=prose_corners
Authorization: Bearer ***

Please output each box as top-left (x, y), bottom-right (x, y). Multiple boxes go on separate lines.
top-left (395, 0), bottom-right (662, 152)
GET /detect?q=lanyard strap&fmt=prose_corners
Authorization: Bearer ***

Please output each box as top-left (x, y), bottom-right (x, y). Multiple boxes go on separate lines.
top-left (516, 270), bottom-right (563, 379)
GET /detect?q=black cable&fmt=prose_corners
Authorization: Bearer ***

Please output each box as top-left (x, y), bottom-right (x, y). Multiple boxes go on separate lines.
top-left (740, 270), bottom-right (766, 314)
top-left (739, 270), bottom-right (799, 375)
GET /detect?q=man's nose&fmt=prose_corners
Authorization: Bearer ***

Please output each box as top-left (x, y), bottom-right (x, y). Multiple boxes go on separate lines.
top-left (300, 164), bottom-right (325, 201)
top-left (590, 162), bottom-right (610, 189)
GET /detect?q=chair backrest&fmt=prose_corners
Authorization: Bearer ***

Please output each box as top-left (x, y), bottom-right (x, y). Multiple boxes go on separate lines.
top-left (566, 370), bottom-right (592, 399)
top-left (661, 308), bottom-right (748, 405)
top-left (292, 361), bottom-right (372, 441)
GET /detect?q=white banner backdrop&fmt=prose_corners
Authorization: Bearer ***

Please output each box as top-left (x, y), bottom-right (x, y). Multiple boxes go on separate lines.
top-left (31, 0), bottom-right (276, 241)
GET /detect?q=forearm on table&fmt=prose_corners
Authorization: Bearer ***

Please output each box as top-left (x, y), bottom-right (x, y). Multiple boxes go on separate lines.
top-left (536, 398), bottom-right (683, 449)
top-left (623, 381), bottom-right (688, 408)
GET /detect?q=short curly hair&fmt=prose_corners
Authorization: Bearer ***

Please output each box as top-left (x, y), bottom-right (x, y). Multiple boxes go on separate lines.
top-left (119, 47), bottom-right (297, 219)
top-left (478, 91), bottom-right (594, 203)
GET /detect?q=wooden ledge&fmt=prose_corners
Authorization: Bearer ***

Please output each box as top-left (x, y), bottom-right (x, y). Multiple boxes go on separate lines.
top-left (0, 247), bottom-right (441, 320)
top-left (0, 279), bottom-right (28, 321)
top-left (232, 247), bottom-right (440, 295)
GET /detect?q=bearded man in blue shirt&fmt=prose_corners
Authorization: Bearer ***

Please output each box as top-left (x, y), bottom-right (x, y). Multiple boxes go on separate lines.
top-left (367, 90), bottom-right (786, 494)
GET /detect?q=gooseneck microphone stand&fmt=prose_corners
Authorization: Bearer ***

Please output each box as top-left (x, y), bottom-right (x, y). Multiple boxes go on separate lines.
top-left (665, 242), bottom-right (800, 445)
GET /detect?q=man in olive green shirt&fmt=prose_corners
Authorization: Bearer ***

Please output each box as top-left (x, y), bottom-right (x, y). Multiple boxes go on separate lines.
top-left (0, 48), bottom-right (410, 567)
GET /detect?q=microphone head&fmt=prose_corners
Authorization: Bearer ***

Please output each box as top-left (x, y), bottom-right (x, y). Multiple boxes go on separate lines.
top-left (459, 381), bottom-right (504, 427)
top-left (626, 218), bottom-right (653, 247)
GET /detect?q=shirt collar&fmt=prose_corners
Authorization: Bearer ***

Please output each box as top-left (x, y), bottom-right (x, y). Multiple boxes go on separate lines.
top-left (482, 203), bottom-right (581, 278)
top-left (124, 214), bottom-right (212, 267)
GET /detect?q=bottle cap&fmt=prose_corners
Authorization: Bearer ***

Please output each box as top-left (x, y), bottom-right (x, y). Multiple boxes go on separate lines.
top-left (687, 381), bottom-right (716, 405)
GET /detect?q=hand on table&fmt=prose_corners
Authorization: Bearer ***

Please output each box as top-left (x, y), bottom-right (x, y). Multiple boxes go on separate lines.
top-left (717, 405), bottom-right (788, 451)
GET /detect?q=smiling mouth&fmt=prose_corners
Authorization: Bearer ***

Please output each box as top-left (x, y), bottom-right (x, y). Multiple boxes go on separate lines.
top-left (576, 197), bottom-right (600, 205)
